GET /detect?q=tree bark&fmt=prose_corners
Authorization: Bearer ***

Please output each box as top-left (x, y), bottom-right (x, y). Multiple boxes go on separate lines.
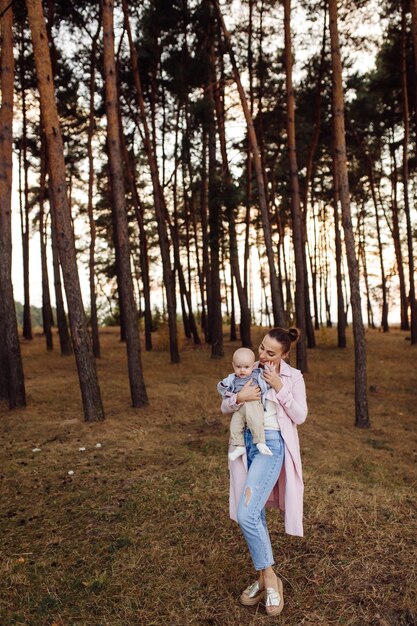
top-left (206, 9), bottom-right (224, 358)
top-left (329, 0), bottom-right (369, 428)
top-left (43, 0), bottom-right (72, 356)
top-left (49, 188), bottom-right (72, 356)
top-left (243, 0), bottom-right (254, 300)
top-left (26, 0), bottom-right (104, 421)
top-left (331, 151), bottom-right (346, 347)
top-left (371, 171), bottom-right (389, 332)
top-left (284, 0), bottom-right (308, 372)
top-left (308, 202), bottom-right (320, 331)
top-left (19, 29), bottom-right (32, 341)
top-left (200, 128), bottom-right (210, 342)
top-left (102, 0), bottom-right (148, 407)
top-left (401, 3), bottom-right (417, 344)
top-left (39, 129), bottom-right (53, 350)
top-left (0, 0), bottom-right (26, 408)
top-left (86, 23), bottom-right (101, 359)
top-left (358, 207), bottom-right (375, 329)
top-left (390, 142), bottom-right (409, 330)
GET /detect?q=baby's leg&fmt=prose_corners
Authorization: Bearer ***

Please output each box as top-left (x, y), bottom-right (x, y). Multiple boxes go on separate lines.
top-left (229, 406), bottom-right (247, 461)
top-left (245, 401), bottom-right (272, 456)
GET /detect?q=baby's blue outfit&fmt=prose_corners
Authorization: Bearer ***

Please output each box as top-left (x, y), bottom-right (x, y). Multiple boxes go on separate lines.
top-left (217, 368), bottom-right (270, 406)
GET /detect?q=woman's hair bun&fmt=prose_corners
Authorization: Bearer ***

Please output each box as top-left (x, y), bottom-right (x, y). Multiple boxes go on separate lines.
top-left (288, 327), bottom-right (300, 343)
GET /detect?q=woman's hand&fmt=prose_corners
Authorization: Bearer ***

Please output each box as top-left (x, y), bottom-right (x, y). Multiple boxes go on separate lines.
top-left (236, 379), bottom-right (261, 403)
top-left (262, 361), bottom-right (283, 392)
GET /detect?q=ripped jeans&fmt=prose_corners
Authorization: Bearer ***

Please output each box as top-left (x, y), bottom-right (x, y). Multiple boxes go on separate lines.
top-left (237, 429), bottom-right (285, 570)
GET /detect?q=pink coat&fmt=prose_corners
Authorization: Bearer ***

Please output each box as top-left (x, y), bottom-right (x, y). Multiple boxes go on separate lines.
top-left (221, 359), bottom-right (307, 537)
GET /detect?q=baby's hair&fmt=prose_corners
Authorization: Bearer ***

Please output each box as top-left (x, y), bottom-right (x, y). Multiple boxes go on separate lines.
top-left (267, 327), bottom-right (300, 353)
top-left (232, 347), bottom-right (256, 362)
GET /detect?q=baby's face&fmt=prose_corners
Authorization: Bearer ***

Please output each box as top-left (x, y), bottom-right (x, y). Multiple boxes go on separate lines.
top-left (232, 356), bottom-right (255, 379)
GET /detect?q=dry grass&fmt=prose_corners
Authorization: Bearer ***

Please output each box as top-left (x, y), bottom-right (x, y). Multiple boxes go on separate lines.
top-left (0, 326), bottom-right (416, 626)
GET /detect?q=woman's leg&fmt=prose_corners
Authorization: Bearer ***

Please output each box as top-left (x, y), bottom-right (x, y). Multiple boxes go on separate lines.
top-left (237, 429), bottom-right (284, 571)
top-left (237, 429), bottom-right (285, 613)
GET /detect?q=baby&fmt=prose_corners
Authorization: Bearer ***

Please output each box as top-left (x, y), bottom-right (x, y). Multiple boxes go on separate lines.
top-left (218, 347), bottom-right (272, 461)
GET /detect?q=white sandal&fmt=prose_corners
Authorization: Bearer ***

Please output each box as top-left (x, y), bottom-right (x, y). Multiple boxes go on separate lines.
top-left (239, 580), bottom-right (265, 606)
top-left (265, 577), bottom-right (284, 616)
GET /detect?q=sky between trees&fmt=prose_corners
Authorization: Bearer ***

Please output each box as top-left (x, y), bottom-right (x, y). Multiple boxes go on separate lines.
top-left (10, 0), bottom-right (407, 325)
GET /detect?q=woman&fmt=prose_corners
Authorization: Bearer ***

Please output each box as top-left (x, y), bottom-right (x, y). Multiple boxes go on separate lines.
top-left (221, 327), bottom-right (307, 616)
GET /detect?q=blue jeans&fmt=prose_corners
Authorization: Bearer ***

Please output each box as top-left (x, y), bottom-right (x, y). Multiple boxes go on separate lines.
top-left (237, 429), bottom-right (285, 570)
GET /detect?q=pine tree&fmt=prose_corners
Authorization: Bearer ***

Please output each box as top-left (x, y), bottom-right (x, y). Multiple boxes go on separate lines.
top-left (26, 0), bottom-right (104, 421)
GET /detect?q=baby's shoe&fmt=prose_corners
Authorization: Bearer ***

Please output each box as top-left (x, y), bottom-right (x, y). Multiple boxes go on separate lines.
top-left (228, 446), bottom-right (246, 461)
top-left (256, 443), bottom-right (273, 456)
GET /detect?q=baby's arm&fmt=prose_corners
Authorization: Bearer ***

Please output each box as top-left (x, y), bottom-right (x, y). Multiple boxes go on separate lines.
top-left (220, 379), bottom-right (261, 414)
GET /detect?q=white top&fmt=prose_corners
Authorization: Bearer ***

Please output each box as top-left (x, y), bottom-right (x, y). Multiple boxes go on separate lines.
top-left (263, 399), bottom-right (280, 430)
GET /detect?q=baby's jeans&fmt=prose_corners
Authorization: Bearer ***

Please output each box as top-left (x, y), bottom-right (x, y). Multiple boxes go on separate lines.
top-left (237, 429), bottom-right (285, 570)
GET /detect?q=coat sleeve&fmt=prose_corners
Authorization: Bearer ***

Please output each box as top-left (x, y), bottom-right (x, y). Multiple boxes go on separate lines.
top-left (275, 370), bottom-right (307, 425)
top-left (221, 393), bottom-right (243, 415)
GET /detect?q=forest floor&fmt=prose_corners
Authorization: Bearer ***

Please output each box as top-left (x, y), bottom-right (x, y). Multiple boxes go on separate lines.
top-left (0, 325), bottom-right (416, 626)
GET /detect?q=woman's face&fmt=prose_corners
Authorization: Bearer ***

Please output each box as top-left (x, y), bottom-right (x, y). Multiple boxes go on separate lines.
top-left (258, 334), bottom-right (288, 368)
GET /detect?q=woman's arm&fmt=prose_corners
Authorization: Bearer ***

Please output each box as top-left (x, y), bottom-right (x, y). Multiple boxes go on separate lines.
top-left (275, 371), bottom-right (307, 425)
top-left (220, 379), bottom-right (261, 414)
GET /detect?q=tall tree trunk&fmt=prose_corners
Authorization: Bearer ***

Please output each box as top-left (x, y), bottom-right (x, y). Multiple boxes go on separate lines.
top-left (42, 5), bottom-right (72, 356)
top-left (213, 42), bottom-right (252, 347)
top-left (19, 27), bottom-right (32, 341)
top-left (0, 302), bottom-right (8, 401)
top-left (39, 131), bottom-right (53, 350)
top-left (301, 6), bottom-right (327, 348)
top-left (243, 0), bottom-right (254, 301)
top-left (308, 201), bottom-right (320, 331)
top-left (49, 189), bottom-right (72, 356)
top-left (170, 113), bottom-right (201, 345)
top-left (206, 9), bottom-right (224, 358)
top-left (172, 108), bottom-right (191, 340)
top-left (213, 0), bottom-right (286, 326)
top-left (200, 128), bottom-right (210, 342)
top-left (321, 203), bottom-right (332, 328)
top-left (0, 0), bottom-right (26, 408)
top-left (329, 0), bottom-right (369, 428)
top-left (118, 123), bottom-right (153, 353)
top-left (409, 0), bottom-right (417, 148)
top-left (358, 207), bottom-right (375, 330)
top-left (350, 124), bottom-right (389, 332)
top-left (102, 0), bottom-right (148, 407)
top-left (230, 270), bottom-right (237, 341)
top-left (121, 0), bottom-right (180, 363)
top-left (86, 23), bottom-right (101, 359)
top-left (390, 141), bottom-right (409, 330)
top-left (331, 156), bottom-right (346, 348)
top-left (284, 0), bottom-right (307, 372)
top-left (26, 0), bottom-right (104, 421)
top-left (371, 175), bottom-right (389, 332)
top-left (401, 3), bottom-right (417, 344)
top-left (182, 120), bottom-right (205, 341)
